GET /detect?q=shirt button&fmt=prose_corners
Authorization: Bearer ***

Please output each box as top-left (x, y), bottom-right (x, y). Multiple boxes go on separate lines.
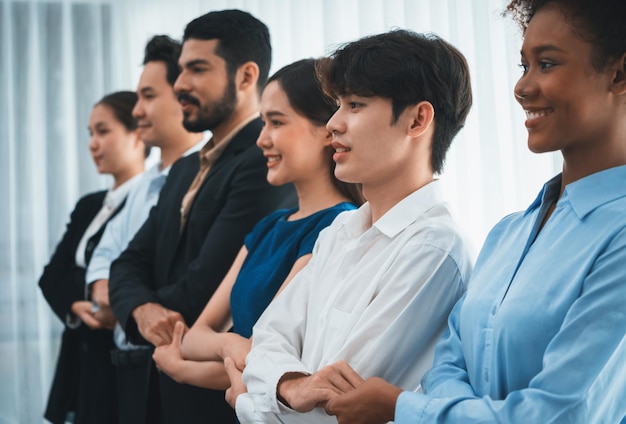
top-left (484, 371), bottom-right (489, 382)
top-left (491, 305), bottom-right (497, 315)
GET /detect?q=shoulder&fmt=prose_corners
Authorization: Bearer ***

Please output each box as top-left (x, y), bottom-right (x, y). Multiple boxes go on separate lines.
top-left (170, 152), bottom-right (200, 174)
top-left (72, 190), bottom-right (107, 214)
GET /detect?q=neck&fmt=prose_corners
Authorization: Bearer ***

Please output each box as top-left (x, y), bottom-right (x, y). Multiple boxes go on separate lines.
top-left (211, 99), bottom-right (258, 144)
top-left (365, 172), bottom-right (433, 223)
top-left (560, 138), bottom-right (626, 191)
top-left (160, 132), bottom-right (203, 169)
top-left (288, 177), bottom-right (351, 221)
top-left (112, 165), bottom-right (143, 190)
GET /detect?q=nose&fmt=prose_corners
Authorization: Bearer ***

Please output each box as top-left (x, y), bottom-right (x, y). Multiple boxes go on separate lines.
top-left (132, 98), bottom-right (144, 119)
top-left (256, 124), bottom-right (272, 149)
top-left (88, 135), bottom-right (99, 152)
top-left (326, 109), bottom-right (344, 135)
top-left (174, 70), bottom-right (190, 94)
top-left (514, 72), bottom-right (534, 105)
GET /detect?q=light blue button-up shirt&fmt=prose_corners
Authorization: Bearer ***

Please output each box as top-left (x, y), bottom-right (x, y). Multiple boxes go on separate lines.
top-left (86, 142), bottom-right (203, 286)
top-left (396, 165), bottom-right (626, 423)
top-left (86, 143), bottom-right (202, 349)
top-left (85, 163), bottom-right (168, 285)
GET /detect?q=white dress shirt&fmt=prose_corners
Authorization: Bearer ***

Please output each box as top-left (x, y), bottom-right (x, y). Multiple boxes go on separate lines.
top-left (74, 174), bottom-right (142, 268)
top-left (236, 180), bottom-right (473, 423)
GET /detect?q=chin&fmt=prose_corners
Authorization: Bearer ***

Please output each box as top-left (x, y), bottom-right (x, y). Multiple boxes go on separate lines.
top-left (334, 169), bottom-right (358, 184)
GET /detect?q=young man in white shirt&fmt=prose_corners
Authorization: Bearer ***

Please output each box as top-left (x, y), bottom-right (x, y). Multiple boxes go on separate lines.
top-left (225, 29), bottom-right (474, 423)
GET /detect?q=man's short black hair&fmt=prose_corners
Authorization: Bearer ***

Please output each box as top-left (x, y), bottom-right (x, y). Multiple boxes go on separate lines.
top-left (143, 35), bottom-right (182, 86)
top-left (182, 9), bottom-right (271, 90)
top-left (318, 29), bottom-right (473, 174)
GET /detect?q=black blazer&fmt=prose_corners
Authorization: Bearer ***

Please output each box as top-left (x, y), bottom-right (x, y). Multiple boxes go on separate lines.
top-left (109, 118), bottom-right (296, 337)
top-left (39, 190), bottom-right (124, 424)
top-left (39, 190), bottom-right (107, 322)
top-left (109, 119), bottom-right (296, 423)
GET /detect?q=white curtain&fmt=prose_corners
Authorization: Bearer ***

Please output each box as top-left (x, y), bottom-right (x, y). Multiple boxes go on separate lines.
top-left (0, 0), bottom-right (560, 422)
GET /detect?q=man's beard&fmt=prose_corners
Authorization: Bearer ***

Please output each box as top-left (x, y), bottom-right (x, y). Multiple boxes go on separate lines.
top-left (182, 76), bottom-right (237, 133)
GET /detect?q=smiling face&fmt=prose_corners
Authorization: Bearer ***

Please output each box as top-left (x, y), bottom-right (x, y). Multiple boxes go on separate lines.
top-left (326, 95), bottom-right (413, 190)
top-left (256, 81), bottom-right (330, 187)
top-left (514, 3), bottom-right (619, 157)
top-left (174, 38), bottom-right (237, 133)
top-left (133, 61), bottom-right (186, 148)
top-left (88, 103), bottom-right (142, 177)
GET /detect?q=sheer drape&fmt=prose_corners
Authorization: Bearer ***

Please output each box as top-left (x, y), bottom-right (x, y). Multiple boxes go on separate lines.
top-left (0, 0), bottom-right (559, 422)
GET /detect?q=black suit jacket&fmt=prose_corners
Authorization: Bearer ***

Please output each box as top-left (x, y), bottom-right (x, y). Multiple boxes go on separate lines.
top-left (39, 190), bottom-right (123, 424)
top-left (109, 119), bottom-right (296, 423)
top-left (39, 190), bottom-right (107, 322)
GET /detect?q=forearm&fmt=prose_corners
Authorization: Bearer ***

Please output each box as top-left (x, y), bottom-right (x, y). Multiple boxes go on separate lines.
top-left (166, 359), bottom-right (230, 390)
top-left (181, 328), bottom-right (244, 361)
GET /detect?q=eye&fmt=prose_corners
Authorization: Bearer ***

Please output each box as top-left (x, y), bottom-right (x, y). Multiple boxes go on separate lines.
top-left (518, 63), bottom-right (529, 74)
top-left (348, 102), bottom-right (363, 110)
top-left (191, 66), bottom-right (207, 74)
top-left (270, 120), bottom-right (282, 127)
top-left (539, 61), bottom-right (555, 70)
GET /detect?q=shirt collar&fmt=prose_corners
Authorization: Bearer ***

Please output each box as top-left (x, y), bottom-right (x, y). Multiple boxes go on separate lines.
top-left (565, 164), bottom-right (626, 219)
top-left (105, 173), bottom-right (142, 209)
top-left (525, 164), bottom-right (626, 219)
top-left (199, 112), bottom-right (259, 160)
top-left (342, 180), bottom-right (446, 239)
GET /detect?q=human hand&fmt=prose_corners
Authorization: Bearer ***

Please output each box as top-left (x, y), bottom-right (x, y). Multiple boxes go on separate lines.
top-left (220, 333), bottom-right (252, 371)
top-left (153, 321), bottom-right (187, 381)
top-left (90, 279), bottom-right (109, 306)
top-left (132, 302), bottom-right (185, 347)
top-left (93, 303), bottom-right (116, 330)
top-left (325, 377), bottom-right (402, 424)
top-left (224, 357), bottom-right (247, 409)
top-left (277, 360), bottom-right (364, 413)
top-left (71, 300), bottom-right (102, 329)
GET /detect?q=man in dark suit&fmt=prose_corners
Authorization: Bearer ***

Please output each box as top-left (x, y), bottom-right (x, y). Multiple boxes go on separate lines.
top-left (109, 9), bottom-right (296, 424)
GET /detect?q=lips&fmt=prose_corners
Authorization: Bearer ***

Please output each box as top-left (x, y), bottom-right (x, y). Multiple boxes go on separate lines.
top-left (331, 141), bottom-right (351, 153)
top-left (178, 93), bottom-right (200, 107)
top-left (332, 141), bottom-right (351, 162)
top-left (523, 107), bottom-right (553, 129)
top-left (525, 109), bottom-right (552, 120)
top-left (265, 154), bottom-right (281, 167)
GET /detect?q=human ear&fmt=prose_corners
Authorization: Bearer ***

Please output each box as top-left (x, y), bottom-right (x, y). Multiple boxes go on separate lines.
top-left (609, 52), bottom-right (626, 96)
top-left (237, 62), bottom-right (260, 92)
top-left (406, 101), bottom-right (435, 138)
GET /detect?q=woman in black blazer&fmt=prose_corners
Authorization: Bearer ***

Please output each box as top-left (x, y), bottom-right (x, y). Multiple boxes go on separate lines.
top-left (39, 91), bottom-right (146, 424)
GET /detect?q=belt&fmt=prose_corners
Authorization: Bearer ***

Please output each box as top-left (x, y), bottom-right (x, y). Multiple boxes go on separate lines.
top-left (110, 348), bottom-right (152, 367)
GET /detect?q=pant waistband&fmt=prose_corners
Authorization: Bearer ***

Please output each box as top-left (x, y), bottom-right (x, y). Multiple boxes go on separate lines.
top-left (110, 348), bottom-right (152, 367)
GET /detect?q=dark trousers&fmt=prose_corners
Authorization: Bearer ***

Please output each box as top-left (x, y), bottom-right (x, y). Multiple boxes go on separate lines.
top-left (111, 348), bottom-right (160, 424)
top-left (159, 372), bottom-right (235, 424)
top-left (45, 328), bottom-right (118, 424)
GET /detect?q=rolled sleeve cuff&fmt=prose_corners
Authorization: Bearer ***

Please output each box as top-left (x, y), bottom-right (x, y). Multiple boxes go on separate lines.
top-left (85, 262), bottom-right (110, 286)
top-left (235, 393), bottom-right (274, 423)
top-left (395, 391), bottom-right (431, 423)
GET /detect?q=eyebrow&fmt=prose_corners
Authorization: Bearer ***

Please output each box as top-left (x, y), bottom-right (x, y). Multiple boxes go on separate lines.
top-left (88, 121), bottom-right (107, 132)
top-left (181, 59), bottom-right (211, 68)
top-left (520, 44), bottom-right (568, 57)
top-left (262, 110), bottom-right (288, 119)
